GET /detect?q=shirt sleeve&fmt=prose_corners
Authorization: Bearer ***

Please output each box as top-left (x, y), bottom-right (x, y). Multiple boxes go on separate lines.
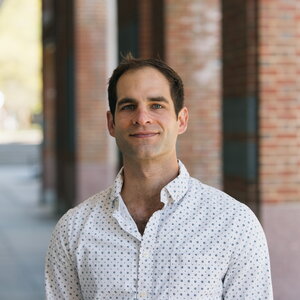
top-left (45, 211), bottom-right (83, 299)
top-left (222, 207), bottom-right (273, 299)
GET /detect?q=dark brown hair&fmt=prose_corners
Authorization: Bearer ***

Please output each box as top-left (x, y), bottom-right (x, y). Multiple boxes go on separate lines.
top-left (108, 55), bottom-right (184, 117)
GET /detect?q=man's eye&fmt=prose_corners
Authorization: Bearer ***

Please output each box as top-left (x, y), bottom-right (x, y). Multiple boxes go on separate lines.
top-left (121, 104), bottom-right (135, 111)
top-left (152, 104), bottom-right (163, 109)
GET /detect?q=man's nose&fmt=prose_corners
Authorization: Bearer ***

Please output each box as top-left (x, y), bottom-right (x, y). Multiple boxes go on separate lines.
top-left (132, 107), bottom-right (152, 125)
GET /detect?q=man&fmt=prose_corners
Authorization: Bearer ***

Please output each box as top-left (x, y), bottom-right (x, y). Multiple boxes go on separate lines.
top-left (45, 57), bottom-right (273, 299)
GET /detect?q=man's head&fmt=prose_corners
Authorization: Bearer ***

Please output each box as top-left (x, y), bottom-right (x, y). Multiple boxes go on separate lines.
top-left (106, 58), bottom-right (189, 163)
top-left (108, 55), bottom-right (184, 118)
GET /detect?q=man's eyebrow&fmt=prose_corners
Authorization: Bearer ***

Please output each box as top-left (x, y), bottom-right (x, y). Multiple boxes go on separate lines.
top-left (147, 96), bottom-right (169, 103)
top-left (116, 98), bottom-right (137, 107)
top-left (117, 96), bottom-right (169, 107)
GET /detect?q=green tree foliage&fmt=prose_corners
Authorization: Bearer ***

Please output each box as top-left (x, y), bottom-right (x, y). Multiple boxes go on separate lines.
top-left (0, 0), bottom-right (41, 128)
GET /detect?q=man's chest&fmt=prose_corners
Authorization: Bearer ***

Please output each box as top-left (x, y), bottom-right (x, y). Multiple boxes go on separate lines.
top-left (73, 216), bottom-right (230, 299)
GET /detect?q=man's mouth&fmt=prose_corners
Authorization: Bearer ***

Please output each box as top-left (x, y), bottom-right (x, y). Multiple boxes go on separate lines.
top-left (129, 132), bottom-right (159, 138)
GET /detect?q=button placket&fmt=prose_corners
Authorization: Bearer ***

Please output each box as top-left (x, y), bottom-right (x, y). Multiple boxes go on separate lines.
top-left (113, 195), bottom-right (142, 241)
top-left (137, 210), bottom-right (161, 299)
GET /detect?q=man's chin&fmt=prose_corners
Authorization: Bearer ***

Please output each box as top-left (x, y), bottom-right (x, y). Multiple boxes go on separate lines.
top-left (126, 149), bottom-right (160, 161)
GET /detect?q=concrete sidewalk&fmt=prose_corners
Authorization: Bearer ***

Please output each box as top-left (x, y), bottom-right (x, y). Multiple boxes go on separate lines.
top-left (262, 201), bottom-right (300, 300)
top-left (0, 165), bottom-right (56, 300)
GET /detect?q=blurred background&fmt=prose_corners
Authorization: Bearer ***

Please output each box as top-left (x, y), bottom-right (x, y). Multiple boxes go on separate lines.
top-left (0, 0), bottom-right (299, 299)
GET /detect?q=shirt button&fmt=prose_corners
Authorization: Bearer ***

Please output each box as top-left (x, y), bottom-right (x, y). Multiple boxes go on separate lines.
top-left (139, 291), bottom-right (147, 298)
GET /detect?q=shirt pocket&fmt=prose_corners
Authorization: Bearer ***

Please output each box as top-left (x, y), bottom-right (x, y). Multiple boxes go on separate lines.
top-left (168, 251), bottom-right (223, 300)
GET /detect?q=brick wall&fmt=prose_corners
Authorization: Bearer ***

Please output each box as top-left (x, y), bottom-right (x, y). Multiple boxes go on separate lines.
top-left (259, 0), bottom-right (300, 203)
top-left (75, 0), bottom-right (116, 204)
top-left (139, 0), bottom-right (153, 58)
top-left (139, 0), bottom-right (165, 59)
top-left (165, 0), bottom-right (222, 188)
top-left (42, 44), bottom-right (56, 203)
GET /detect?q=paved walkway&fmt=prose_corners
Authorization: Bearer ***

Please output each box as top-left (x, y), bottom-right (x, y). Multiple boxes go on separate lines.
top-left (262, 202), bottom-right (300, 300)
top-left (0, 165), bottom-right (56, 300)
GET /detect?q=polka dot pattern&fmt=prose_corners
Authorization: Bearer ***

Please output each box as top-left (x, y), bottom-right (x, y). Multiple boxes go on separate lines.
top-left (45, 161), bottom-right (273, 299)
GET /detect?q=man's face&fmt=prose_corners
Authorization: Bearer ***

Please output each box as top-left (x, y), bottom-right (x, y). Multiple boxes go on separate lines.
top-left (107, 67), bottom-right (188, 162)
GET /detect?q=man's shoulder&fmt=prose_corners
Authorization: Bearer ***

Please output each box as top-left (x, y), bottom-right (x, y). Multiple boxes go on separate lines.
top-left (48, 185), bottom-right (117, 253)
top-left (56, 186), bottom-right (114, 230)
top-left (77, 186), bottom-right (113, 211)
top-left (189, 176), bottom-right (252, 214)
top-left (187, 177), bottom-right (261, 234)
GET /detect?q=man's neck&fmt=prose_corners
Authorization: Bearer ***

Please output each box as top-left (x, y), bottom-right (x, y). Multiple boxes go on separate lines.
top-left (120, 156), bottom-right (179, 234)
top-left (121, 156), bottom-right (179, 204)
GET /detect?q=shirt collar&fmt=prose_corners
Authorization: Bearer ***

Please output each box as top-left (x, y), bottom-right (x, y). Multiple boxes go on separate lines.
top-left (111, 168), bottom-right (124, 201)
top-left (110, 160), bottom-right (190, 207)
top-left (163, 160), bottom-right (190, 203)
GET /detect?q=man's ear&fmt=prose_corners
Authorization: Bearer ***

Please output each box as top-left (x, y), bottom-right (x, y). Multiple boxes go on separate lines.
top-left (106, 111), bottom-right (115, 137)
top-left (178, 107), bottom-right (189, 135)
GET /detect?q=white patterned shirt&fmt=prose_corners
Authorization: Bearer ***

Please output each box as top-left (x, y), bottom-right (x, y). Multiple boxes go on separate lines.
top-left (45, 161), bottom-right (273, 299)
